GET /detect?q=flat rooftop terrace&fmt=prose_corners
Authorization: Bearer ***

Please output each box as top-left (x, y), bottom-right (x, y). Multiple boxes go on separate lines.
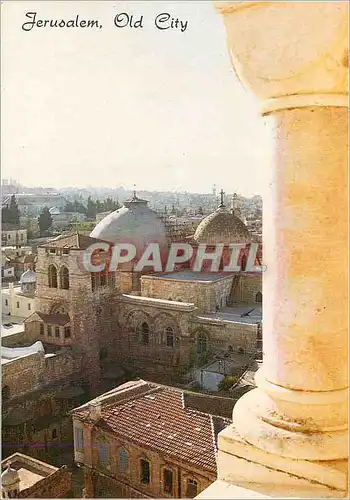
top-left (148, 271), bottom-right (233, 282)
top-left (198, 305), bottom-right (262, 324)
top-left (1, 453), bottom-right (58, 491)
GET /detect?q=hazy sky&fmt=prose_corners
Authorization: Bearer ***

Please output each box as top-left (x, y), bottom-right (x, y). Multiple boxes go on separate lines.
top-left (2, 1), bottom-right (274, 195)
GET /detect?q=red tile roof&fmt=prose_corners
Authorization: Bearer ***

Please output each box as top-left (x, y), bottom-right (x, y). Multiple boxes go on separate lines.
top-left (72, 381), bottom-right (231, 474)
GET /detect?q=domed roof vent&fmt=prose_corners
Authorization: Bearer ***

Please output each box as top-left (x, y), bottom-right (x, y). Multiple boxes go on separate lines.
top-left (90, 189), bottom-right (167, 249)
top-left (49, 207), bottom-right (60, 215)
top-left (194, 189), bottom-right (250, 245)
top-left (19, 269), bottom-right (37, 284)
top-left (1, 463), bottom-right (20, 488)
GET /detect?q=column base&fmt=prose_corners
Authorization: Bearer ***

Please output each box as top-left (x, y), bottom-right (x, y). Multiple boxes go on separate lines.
top-left (209, 425), bottom-right (348, 499)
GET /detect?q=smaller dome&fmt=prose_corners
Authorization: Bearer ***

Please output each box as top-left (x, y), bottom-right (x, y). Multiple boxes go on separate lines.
top-left (1, 464), bottom-right (19, 487)
top-left (20, 269), bottom-right (37, 284)
top-left (49, 207), bottom-right (60, 215)
top-left (194, 206), bottom-right (250, 245)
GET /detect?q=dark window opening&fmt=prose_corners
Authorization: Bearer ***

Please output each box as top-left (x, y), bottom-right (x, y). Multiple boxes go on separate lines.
top-left (140, 459), bottom-right (150, 484)
top-left (197, 332), bottom-right (207, 354)
top-left (48, 265), bottom-right (58, 288)
top-left (64, 326), bottom-right (71, 338)
top-left (40, 324), bottom-right (44, 335)
top-left (255, 291), bottom-right (262, 303)
top-left (186, 479), bottom-right (198, 498)
top-left (47, 325), bottom-right (52, 337)
top-left (60, 266), bottom-right (70, 289)
top-left (99, 347), bottom-right (107, 360)
top-left (55, 327), bottom-right (60, 338)
top-left (165, 327), bottom-right (174, 347)
top-left (163, 469), bottom-right (173, 494)
top-left (141, 322), bottom-right (149, 346)
top-left (52, 428), bottom-right (57, 439)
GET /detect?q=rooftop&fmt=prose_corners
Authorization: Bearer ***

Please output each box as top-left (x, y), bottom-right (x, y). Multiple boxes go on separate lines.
top-left (198, 305), bottom-right (262, 325)
top-left (72, 380), bottom-right (232, 474)
top-left (1, 453), bottom-right (58, 491)
top-left (40, 232), bottom-right (111, 250)
top-left (146, 271), bottom-right (232, 282)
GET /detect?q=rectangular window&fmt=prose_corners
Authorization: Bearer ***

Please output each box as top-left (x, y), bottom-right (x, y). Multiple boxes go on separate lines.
top-left (163, 469), bottom-right (173, 494)
top-left (55, 327), bottom-right (60, 338)
top-left (74, 427), bottom-right (84, 450)
top-left (63, 249), bottom-right (69, 255)
top-left (97, 442), bottom-right (109, 467)
top-left (5, 299), bottom-right (8, 306)
top-left (28, 303), bottom-right (31, 311)
top-left (16, 301), bottom-right (20, 308)
top-left (21, 234), bottom-right (24, 240)
top-left (47, 325), bottom-right (52, 337)
top-left (140, 459), bottom-right (150, 485)
top-left (49, 249), bottom-right (56, 254)
top-left (186, 479), bottom-right (198, 498)
top-left (40, 324), bottom-right (44, 335)
top-left (64, 326), bottom-right (71, 338)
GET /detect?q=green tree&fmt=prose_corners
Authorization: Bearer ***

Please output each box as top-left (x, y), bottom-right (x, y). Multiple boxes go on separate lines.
top-left (38, 207), bottom-right (53, 235)
top-left (86, 196), bottom-right (97, 219)
top-left (2, 195), bottom-right (20, 226)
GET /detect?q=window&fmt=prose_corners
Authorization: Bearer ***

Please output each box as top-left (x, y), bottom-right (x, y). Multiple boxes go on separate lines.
top-left (97, 441), bottom-right (109, 467)
top-left (140, 459), bottom-right (150, 484)
top-left (5, 299), bottom-right (8, 306)
top-left (48, 265), bottom-right (58, 288)
top-left (40, 324), bottom-right (44, 335)
top-left (52, 428), bottom-right (58, 439)
top-left (163, 469), bottom-right (173, 494)
top-left (186, 479), bottom-right (198, 498)
top-left (74, 427), bottom-right (84, 450)
top-left (28, 303), bottom-right (31, 311)
top-left (60, 266), bottom-right (70, 289)
top-left (118, 448), bottom-right (129, 473)
top-left (55, 327), bottom-right (60, 338)
top-left (47, 325), bottom-right (52, 337)
top-left (16, 301), bottom-right (20, 308)
top-left (255, 291), bottom-right (262, 303)
top-left (63, 249), bottom-right (69, 255)
top-left (165, 327), bottom-right (174, 347)
top-left (197, 332), bottom-right (207, 354)
top-left (21, 233), bottom-right (24, 240)
top-left (64, 326), bottom-right (71, 338)
top-left (141, 322), bottom-right (149, 346)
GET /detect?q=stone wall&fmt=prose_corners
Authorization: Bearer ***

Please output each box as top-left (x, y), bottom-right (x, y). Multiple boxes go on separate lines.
top-left (232, 273), bottom-right (262, 304)
top-left (141, 275), bottom-right (234, 313)
top-left (18, 466), bottom-right (72, 498)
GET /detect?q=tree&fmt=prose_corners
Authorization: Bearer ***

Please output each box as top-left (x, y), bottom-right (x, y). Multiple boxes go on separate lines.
top-left (38, 207), bottom-right (53, 235)
top-left (86, 196), bottom-right (97, 219)
top-left (2, 195), bottom-right (20, 226)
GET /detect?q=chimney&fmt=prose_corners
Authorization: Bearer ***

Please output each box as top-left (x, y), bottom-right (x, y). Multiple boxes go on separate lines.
top-left (89, 402), bottom-right (102, 421)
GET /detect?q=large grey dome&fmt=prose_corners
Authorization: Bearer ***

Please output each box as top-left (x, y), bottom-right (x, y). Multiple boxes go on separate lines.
top-left (90, 194), bottom-right (167, 248)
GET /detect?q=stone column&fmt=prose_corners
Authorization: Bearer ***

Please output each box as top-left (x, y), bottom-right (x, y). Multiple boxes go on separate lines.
top-left (197, 2), bottom-right (348, 498)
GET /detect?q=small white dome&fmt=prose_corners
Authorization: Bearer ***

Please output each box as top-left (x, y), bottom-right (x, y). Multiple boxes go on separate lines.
top-left (1, 464), bottom-right (19, 487)
top-left (49, 206), bottom-right (60, 215)
top-left (19, 269), bottom-right (37, 284)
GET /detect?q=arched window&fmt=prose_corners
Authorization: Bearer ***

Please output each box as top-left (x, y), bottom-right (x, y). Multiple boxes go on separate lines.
top-left (48, 265), bottom-right (58, 288)
top-left (118, 448), bottom-right (129, 473)
top-left (255, 291), bottom-right (262, 303)
top-left (60, 266), bottom-right (69, 289)
top-left (141, 322), bottom-right (149, 345)
top-left (140, 459), bottom-right (150, 484)
top-left (52, 428), bottom-right (58, 439)
top-left (197, 332), bottom-right (207, 354)
top-left (2, 385), bottom-right (10, 402)
top-left (165, 327), bottom-right (174, 347)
